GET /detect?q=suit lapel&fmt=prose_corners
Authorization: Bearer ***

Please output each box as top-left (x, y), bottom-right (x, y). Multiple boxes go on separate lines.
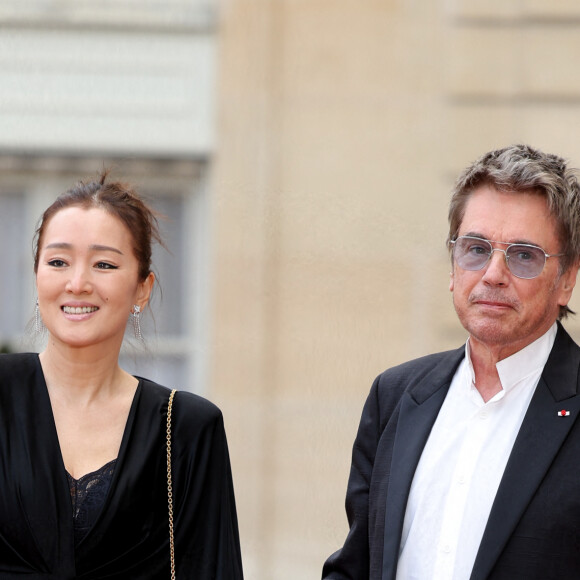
top-left (470, 324), bottom-right (580, 580)
top-left (382, 347), bottom-right (465, 580)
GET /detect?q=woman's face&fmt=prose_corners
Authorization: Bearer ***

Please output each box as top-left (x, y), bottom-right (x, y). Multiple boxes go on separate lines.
top-left (36, 206), bottom-right (154, 352)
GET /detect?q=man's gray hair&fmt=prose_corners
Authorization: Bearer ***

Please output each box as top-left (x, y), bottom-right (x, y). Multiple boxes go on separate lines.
top-left (447, 144), bottom-right (580, 318)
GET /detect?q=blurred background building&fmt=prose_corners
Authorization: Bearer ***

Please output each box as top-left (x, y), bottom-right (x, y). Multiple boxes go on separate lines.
top-left (2, 1), bottom-right (580, 578)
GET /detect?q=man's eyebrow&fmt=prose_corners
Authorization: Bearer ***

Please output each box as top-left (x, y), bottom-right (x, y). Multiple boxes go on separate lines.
top-left (45, 242), bottom-right (123, 255)
top-left (462, 231), bottom-right (487, 240)
top-left (462, 232), bottom-right (540, 246)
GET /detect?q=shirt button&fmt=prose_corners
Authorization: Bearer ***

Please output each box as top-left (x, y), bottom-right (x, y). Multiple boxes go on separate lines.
top-left (443, 545), bottom-right (451, 554)
top-left (480, 411), bottom-right (488, 419)
top-left (458, 475), bottom-right (466, 485)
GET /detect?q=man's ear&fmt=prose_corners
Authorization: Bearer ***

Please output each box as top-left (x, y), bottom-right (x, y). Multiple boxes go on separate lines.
top-left (558, 261), bottom-right (580, 307)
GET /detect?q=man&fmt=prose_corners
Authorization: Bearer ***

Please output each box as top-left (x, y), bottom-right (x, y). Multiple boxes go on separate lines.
top-left (323, 144), bottom-right (580, 580)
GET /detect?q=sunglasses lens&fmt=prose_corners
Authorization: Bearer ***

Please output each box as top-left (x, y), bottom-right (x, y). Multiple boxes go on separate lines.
top-left (505, 245), bottom-right (545, 279)
top-left (453, 238), bottom-right (492, 271)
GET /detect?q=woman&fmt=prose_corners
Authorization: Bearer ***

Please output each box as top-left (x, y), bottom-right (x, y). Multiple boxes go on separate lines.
top-left (0, 174), bottom-right (244, 579)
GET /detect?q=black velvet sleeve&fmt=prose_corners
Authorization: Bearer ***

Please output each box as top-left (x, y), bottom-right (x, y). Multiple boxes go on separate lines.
top-left (170, 390), bottom-right (244, 579)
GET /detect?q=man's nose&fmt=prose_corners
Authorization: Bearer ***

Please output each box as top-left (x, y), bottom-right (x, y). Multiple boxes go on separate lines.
top-left (481, 248), bottom-right (511, 285)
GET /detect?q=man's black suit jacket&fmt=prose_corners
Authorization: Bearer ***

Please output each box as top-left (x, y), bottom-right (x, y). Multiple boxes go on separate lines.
top-left (323, 322), bottom-right (580, 580)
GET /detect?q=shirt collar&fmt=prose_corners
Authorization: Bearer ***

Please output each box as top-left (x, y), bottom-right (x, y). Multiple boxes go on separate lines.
top-left (465, 322), bottom-right (558, 394)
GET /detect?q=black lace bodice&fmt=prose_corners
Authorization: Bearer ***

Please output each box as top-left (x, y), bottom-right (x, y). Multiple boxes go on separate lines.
top-left (67, 459), bottom-right (117, 545)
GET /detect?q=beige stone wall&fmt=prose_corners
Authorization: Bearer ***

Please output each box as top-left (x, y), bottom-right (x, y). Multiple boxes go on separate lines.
top-left (210, 1), bottom-right (580, 578)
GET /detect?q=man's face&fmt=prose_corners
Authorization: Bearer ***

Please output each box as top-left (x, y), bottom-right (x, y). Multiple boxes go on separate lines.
top-left (450, 185), bottom-right (579, 359)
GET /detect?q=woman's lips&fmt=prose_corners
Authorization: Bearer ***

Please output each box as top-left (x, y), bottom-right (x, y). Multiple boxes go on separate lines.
top-left (62, 305), bottom-right (99, 314)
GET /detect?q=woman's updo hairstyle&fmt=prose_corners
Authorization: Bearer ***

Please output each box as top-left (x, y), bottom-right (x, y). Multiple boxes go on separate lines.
top-left (33, 170), bottom-right (163, 283)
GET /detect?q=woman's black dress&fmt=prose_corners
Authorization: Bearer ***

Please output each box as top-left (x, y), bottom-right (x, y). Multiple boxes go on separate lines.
top-left (0, 353), bottom-right (243, 579)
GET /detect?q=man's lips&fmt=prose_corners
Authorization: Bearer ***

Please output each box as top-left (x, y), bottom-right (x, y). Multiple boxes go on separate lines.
top-left (469, 293), bottom-right (519, 310)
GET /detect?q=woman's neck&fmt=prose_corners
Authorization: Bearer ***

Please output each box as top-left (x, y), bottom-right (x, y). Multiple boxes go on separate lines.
top-left (39, 342), bottom-right (133, 406)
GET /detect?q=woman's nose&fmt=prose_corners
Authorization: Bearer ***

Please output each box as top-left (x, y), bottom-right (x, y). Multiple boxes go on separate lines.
top-left (65, 267), bottom-right (92, 294)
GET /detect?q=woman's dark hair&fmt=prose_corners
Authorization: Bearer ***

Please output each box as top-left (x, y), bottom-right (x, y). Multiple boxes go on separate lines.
top-left (33, 170), bottom-right (163, 283)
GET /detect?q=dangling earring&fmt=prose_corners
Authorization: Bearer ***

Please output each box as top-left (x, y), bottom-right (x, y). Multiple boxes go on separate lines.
top-left (131, 305), bottom-right (143, 340)
top-left (35, 299), bottom-right (45, 334)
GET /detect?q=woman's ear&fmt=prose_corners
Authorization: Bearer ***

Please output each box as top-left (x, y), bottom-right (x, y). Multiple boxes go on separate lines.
top-left (135, 272), bottom-right (155, 310)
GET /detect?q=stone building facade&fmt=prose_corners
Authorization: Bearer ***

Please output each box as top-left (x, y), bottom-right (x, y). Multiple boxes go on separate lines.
top-left (2, 1), bottom-right (580, 578)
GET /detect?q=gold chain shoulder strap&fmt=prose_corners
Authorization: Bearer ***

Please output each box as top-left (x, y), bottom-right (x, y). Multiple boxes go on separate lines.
top-left (166, 389), bottom-right (177, 580)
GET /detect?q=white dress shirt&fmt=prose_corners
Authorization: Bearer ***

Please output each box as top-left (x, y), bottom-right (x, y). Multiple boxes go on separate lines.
top-left (396, 323), bottom-right (557, 580)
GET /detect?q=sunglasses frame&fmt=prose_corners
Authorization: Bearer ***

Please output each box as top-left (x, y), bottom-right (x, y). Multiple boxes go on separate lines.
top-left (449, 235), bottom-right (564, 279)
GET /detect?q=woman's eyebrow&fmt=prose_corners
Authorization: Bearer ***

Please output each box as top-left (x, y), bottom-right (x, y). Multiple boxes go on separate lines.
top-left (45, 242), bottom-right (123, 255)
